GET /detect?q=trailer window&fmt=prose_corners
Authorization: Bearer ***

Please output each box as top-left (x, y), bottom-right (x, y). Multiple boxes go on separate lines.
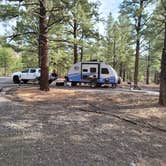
top-left (82, 69), bottom-right (88, 72)
top-left (90, 68), bottom-right (96, 73)
top-left (101, 68), bottom-right (109, 74)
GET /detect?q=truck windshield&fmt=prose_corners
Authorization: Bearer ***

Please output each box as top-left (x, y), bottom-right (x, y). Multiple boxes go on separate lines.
top-left (30, 69), bottom-right (36, 73)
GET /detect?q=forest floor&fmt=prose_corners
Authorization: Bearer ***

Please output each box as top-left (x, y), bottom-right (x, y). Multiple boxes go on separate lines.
top-left (0, 85), bottom-right (166, 166)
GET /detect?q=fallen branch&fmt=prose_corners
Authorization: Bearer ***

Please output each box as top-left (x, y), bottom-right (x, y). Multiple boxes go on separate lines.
top-left (78, 104), bottom-right (166, 133)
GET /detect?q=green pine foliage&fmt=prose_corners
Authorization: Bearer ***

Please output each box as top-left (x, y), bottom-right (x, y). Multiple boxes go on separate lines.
top-left (0, 0), bottom-right (164, 84)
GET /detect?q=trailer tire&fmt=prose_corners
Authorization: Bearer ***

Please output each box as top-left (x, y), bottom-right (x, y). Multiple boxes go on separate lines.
top-left (13, 76), bottom-right (20, 84)
top-left (90, 82), bottom-right (97, 88)
top-left (56, 82), bottom-right (64, 86)
top-left (22, 80), bottom-right (28, 84)
top-left (71, 82), bottom-right (77, 86)
top-left (96, 83), bottom-right (102, 87)
top-left (111, 83), bottom-right (117, 88)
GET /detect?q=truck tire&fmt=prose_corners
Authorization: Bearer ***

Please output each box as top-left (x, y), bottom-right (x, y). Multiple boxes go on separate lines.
top-left (13, 76), bottom-right (20, 84)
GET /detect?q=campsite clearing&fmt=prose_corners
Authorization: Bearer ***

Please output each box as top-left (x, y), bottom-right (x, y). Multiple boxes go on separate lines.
top-left (0, 86), bottom-right (166, 166)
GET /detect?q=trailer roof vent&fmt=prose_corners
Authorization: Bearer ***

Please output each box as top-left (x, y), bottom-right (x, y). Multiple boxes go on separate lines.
top-left (89, 59), bottom-right (103, 62)
top-left (90, 59), bottom-right (98, 62)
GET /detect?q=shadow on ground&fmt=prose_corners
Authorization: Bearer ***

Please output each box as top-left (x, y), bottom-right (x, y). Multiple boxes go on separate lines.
top-left (0, 87), bottom-right (166, 166)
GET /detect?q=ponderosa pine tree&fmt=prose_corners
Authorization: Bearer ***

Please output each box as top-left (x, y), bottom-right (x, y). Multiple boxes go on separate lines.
top-left (0, 0), bottom-right (70, 91)
top-left (120, 0), bottom-right (153, 88)
top-left (105, 12), bottom-right (134, 81)
top-left (66, 0), bottom-right (99, 64)
top-left (158, 0), bottom-right (166, 106)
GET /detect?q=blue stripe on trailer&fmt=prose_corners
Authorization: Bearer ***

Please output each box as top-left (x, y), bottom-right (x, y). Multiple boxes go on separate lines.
top-left (110, 76), bottom-right (117, 83)
top-left (68, 73), bottom-right (117, 84)
top-left (98, 76), bottom-right (117, 84)
top-left (68, 73), bottom-right (81, 82)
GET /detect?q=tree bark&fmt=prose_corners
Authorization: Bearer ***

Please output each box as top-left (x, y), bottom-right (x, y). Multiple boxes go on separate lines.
top-left (119, 62), bottom-right (123, 77)
top-left (73, 18), bottom-right (78, 64)
top-left (123, 68), bottom-right (126, 82)
top-left (134, 38), bottom-right (140, 87)
top-left (80, 47), bottom-right (83, 62)
top-left (113, 38), bottom-right (116, 69)
top-left (39, 0), bottom-right (49, 91)
top-left (133, 0), bottom-right (144, 88)
top-left (146, 64), bottom-right (150, 84)
top-left (38, 36), bottom-right (41, 68)
top-left (80, 32), bottom-right (84, 62)
top-left (4, 60), bottom-right (7, 76)
top-left (146, 42), bottom-right (151, 84)
top-left (159, 21), bottom-right (166, 106)
top-left (146, 54), bottom-right (150, 84)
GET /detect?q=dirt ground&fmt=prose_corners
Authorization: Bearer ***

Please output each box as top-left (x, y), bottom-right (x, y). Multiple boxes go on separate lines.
top-left (0, 86), bottom-right (166, 166)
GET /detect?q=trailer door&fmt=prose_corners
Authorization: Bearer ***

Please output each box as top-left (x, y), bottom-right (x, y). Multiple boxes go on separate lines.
top-left (81, 63), bottom-right (99, 80)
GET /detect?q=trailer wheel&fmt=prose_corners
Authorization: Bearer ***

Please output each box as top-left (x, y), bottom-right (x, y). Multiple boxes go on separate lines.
top-left (71, 82), bottom-right (77, 86)
top-left (111, 83), bottom-right (117, 88)
top-left (22, 80), bottom-right (28, 84)
top-left (90, 82), bottom-right (97, 88)
top-left (96, 83), bottom-right (102, 87)
top-left (13, 76), bottom-right (20, 84)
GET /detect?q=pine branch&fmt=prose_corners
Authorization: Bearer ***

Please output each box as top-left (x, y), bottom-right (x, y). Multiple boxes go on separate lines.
top-left (7, 31), bottom-right (38, 42)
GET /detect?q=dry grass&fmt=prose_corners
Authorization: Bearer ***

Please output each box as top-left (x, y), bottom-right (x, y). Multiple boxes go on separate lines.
top-left (1, 86), bottom-right (166, 166)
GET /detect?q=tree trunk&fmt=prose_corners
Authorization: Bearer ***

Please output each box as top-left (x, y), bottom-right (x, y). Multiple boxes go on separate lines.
top-left (119, 62), bottom-right (123, 77)
top-left (154, 71), bottom-right (159, 84)
top-left (80, 32), bottom-right (84, 62)
top-left (39, 0), bottom-right (49, 91)
top-left (4, 60), bottom-right (7, 76)
top-left (146, 64), bottom-right (150, 84)
top-left (146, 42), bottom-right (151, 84)
top-left (113, 38), bottom-right (116, 69)
top-left (123, 69), bottom-right (126, 82)
top-left (134, 38), bottom-right (140, 87)
top-left (133, 0), bottom-right (143, 89)
top-left (80, 47), bottom-right (83, 62)
top-left (38, 36), bottom-right (41, 68)
top-left (73, 19), bottom-right (78, 64)
top-left (159, 21), bottom-right (166, 106)
top-left (146, 55), bottom-right (150, 85)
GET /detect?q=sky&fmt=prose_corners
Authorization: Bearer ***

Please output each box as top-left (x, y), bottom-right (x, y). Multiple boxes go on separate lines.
top-left (0, 0), bottom-right (123, 36)
top-left (95, 0), bottom-right (123, 35)
top-left (98, 0), bottom-right (123, 18)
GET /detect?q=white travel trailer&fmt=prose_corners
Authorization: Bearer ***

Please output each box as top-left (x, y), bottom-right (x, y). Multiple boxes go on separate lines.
top-left (67, 60), bottom-right (118, 87)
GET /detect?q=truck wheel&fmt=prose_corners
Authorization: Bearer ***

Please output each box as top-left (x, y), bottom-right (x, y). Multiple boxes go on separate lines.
top-left (13, 76), bottom-right (20, 84)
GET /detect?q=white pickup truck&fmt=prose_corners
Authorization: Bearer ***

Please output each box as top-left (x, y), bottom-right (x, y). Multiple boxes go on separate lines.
top-left (12, 68), bottom-right (57, 84)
